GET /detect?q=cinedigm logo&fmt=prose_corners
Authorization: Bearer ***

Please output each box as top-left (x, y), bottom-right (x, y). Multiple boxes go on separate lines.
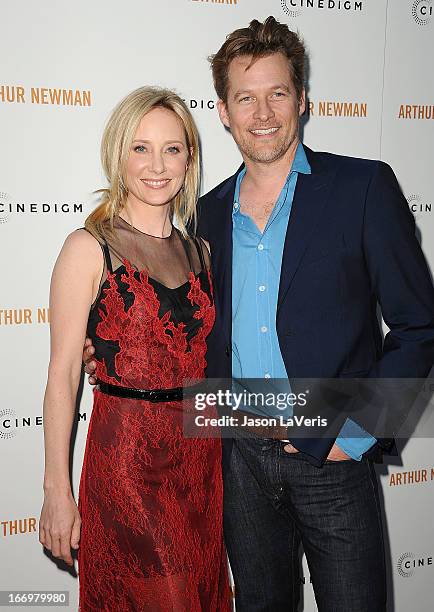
top-left (397, 552), bottom-right (434, 578)
top-left (406, 193), bottom-right (432, 218)
top-left (397, 552), bottom-right (415, 577)
top-left (281, 0), bottom-right (301, 17)
top-left (412, 0), bottom-right (433, 25)
top-left (281, 0), bottom-right (363, 18)
top-left (0, 192), bottom-right (9, 225)
top-left (0, 408), bottom-right (18, 440)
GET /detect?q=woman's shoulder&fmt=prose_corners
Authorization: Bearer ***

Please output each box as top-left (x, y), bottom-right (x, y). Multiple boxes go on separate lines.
top-left (59, 228), bottom-right (104, 265)
top-left (65, 227), bottom-right (102, 248)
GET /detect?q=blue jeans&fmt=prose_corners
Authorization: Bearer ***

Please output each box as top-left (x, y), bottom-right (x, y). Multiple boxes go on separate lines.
top-left (223, 435), bottom-right (387, 611)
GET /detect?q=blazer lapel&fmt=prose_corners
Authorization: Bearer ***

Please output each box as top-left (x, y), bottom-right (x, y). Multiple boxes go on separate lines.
top-left (209, 168), bottom-right (241, 344)
top-left (277, 147), bottom-right (336, 311)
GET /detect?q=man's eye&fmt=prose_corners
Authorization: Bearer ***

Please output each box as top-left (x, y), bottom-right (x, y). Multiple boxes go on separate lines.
top-left (239, 96), bottom-right (253, 103)
top-left (273, 92), bottom-right (285, 98)
top-left (134, 145), bottom-right (146, 153)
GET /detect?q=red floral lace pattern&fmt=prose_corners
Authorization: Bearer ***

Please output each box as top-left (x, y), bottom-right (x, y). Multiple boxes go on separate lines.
top-left (94, 261), bottom-right (214, 389)
top-left (78, 261), bottom-right (231, 611)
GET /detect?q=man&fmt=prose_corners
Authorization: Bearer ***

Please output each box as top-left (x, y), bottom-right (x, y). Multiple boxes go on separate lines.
top-left (84, 16), bottom-right (434, 611)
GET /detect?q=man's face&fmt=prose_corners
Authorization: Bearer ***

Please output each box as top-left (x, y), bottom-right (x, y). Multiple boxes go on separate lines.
top-left (217, 52), bottom-right (305, 164)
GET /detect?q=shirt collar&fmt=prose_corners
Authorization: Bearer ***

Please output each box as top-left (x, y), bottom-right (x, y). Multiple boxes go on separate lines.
top-left (232, 142), bottom-right (311, 215)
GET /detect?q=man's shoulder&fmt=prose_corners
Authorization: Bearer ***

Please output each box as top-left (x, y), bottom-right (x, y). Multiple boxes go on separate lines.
top-left (307, 147), bottom-right (386, 176)
top-left (308, 148), bottom-right (398, 193)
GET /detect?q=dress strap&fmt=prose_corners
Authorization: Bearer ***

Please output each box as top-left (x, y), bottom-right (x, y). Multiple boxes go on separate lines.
top-left (102, 241), bottom-right (113, 274)
top-left (178, 230), bottom-right (195, 272)
top-left (193, 237), bottom-right (206, 272)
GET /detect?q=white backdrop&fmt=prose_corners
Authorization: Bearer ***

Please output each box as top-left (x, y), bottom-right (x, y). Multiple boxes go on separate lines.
top-left (1, 1), bottom-right (433, 610)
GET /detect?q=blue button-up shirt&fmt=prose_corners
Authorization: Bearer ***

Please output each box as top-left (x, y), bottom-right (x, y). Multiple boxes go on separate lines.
top-left (232, 143), bottom-right (376, 460)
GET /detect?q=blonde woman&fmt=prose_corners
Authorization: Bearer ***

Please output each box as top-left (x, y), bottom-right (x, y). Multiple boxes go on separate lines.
top-left (39, 87), bottom-right (231, 611)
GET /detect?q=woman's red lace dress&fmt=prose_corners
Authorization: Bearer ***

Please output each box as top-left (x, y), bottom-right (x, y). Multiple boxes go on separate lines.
top-left (78, 217), bottom-right (231, 611)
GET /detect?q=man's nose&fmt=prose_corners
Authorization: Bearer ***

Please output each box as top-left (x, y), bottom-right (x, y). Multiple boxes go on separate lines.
top-left (253, 98), bottom-right (275, 123)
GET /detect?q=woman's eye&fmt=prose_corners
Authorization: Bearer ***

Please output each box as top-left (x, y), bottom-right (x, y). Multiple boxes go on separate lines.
top-left (167, 146), bottom-right (180, 153)
top-left (134, 145), bottom-right (146, 153)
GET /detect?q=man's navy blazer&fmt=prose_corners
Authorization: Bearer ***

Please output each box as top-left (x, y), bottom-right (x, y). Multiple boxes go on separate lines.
top-left (197, 145), bottom-right (434, 466)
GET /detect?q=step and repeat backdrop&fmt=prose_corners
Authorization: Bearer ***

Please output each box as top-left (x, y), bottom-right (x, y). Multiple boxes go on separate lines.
top-left (1, 1), bottom-right (433, 610)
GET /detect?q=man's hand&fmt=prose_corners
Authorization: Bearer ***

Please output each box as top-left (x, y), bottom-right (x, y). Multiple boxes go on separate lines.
top-left (325, 444), bottom-right (351, 461)
top-left (283, 442), bottom-right (351, 461)
top-left (83, 337), bottom-right (97, 385)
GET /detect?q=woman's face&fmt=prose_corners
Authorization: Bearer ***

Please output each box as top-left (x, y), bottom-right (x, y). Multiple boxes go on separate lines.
top-left (126, 106), bottom-right (189, 209)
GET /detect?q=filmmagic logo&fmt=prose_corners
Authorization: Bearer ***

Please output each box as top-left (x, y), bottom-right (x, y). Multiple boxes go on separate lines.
top-left (0, 409), bottom-right (86, 439)
top-left (0, 191), bottom-right (84, 221)
top-left (412, 0), bottom-right (432, 26)
top-left (406, 194), bottom-right (432, 217)
top-left (281, 0), bottom-right (363, 18)
top-left (397, 552), bottom-right (433, 578)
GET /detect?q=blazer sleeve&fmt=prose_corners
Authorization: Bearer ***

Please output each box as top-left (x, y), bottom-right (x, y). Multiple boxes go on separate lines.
top-left (348, 161), bottom-right (434, 440)
top-left (363, 161), bottom-right (434, 377)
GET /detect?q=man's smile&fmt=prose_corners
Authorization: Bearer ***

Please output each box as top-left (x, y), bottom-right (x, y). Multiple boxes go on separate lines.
top-left (249, 127), bottom-right (280, 137)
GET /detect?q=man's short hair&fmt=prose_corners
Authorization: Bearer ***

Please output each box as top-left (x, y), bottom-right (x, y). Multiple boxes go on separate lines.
top-left (209, 16), bottom-right (306, 104)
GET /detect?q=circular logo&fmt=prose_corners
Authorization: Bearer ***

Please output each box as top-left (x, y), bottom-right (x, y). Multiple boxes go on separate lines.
top-left (281, 0), bottom-right (302, 18)
top-left (412, 0), bottom-right (432, 26)
top-left (0, 408), bottom-right (17, 440)
top-left (397, 552), bottom-right (415, 578)
top-left (407, 193), bottom-right (421, 217)
top-left (0, 191), bottom-right (10, 225)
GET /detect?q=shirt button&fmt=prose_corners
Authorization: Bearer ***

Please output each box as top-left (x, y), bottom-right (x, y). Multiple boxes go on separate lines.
top-left (257, 244), bottom-right (264, 251)
top-left (264, 373), bottom-right (271, 379)
top-left (260, 326), bottom-right (268, 333)
top-left (259, 285), bottom-right (266, 292)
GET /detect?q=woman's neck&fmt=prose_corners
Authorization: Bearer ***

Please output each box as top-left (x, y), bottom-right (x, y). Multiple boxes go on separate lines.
top-left (120, 198), bottom-right (172, 238)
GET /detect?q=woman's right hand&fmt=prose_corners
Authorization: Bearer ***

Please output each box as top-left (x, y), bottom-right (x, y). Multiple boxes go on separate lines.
top-left (39, 491), bottom-right (81, 566)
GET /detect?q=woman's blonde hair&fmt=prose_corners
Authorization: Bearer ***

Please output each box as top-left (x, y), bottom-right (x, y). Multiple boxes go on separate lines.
top-left (85, 86), bottom-right (200, 241)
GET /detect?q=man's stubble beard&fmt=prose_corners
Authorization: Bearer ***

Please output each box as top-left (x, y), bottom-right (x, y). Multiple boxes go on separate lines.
top-left (235, 127), bottom-right (299, 165)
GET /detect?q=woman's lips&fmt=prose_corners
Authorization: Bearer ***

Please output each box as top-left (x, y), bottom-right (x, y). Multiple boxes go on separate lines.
top-left (140, 178), bottom-right (172, 189)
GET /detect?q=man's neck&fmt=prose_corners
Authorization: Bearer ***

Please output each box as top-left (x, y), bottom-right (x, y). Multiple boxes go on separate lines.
top-left (237, 140), bottom-right (301, 234)
top-left (242, 139), bottom-right (300, 193)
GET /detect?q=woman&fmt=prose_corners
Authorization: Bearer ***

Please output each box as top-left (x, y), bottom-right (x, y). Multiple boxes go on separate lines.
top-left (39, 87), bottom-right (231, 611)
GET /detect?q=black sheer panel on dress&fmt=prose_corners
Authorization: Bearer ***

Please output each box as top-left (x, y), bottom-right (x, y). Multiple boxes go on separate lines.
top-left (100, 216), bottom-right (209, 290)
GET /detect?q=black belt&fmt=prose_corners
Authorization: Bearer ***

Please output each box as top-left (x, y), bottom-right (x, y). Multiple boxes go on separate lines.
top-left (97, 381), bottom-right (202, 403)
